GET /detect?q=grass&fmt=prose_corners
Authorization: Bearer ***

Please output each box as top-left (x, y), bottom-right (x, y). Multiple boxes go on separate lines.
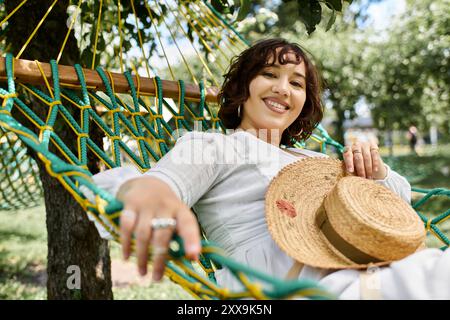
top-left (0, 206), bottom-right (47, 299)
top-left (0, 144), bottom-right (449, 299)
top-left (0, 205), bottom-right (191, 300)
top-left (380, 144), bottom-right (450, 248)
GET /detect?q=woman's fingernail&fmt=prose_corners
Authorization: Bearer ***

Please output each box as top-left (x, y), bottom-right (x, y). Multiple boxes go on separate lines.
top-left (152, 272), bottom-right (162, 282)
top-left (347, 166), bottom-right (354, 173)
top-left (188, 243), bottom-right (201, 252)
top-left (187, 244), bottom-right (201, 258)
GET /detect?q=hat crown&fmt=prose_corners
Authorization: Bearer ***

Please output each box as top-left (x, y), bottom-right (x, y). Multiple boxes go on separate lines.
top-left (324, 176), bottom-right (426, 262)
top-left (265, 157), bottom-right (426, 269)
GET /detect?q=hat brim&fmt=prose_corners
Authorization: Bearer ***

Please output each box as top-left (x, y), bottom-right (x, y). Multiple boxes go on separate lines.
top-left (265, 157), bottom-right (393, 270)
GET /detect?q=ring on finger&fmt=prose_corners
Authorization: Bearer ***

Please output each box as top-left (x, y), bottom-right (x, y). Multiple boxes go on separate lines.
top-left (151, 217), bottom-right (177, 230)
top-left (352, 149), bottom-right (362, 154)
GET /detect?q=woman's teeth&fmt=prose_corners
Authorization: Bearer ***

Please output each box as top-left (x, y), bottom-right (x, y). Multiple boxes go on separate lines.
top-left (266, 99), bottom-right (288, 110)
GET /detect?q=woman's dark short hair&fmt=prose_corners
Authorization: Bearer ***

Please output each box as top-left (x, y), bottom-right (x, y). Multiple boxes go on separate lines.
top-left (218, 38), bottom-right (324, 147)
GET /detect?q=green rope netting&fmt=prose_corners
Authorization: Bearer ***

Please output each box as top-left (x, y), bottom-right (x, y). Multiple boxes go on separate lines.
top-left (0, 129), bottom-right (43, 210)
top-left (0, 53), bottom-right (449, 299)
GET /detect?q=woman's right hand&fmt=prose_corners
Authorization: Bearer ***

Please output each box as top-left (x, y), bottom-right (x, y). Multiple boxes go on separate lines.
top-left (116, 176), bottom-right (201, 281)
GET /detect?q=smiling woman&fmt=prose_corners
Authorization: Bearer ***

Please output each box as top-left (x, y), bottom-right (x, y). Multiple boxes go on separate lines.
top-left (87, 38), bottom-right (450, 299)
top-left (218, 38), bottom-right (323, 147)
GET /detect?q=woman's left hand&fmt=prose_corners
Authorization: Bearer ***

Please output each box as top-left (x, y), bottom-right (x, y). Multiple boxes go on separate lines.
top-left (343, 140), bottom-right (387, 180)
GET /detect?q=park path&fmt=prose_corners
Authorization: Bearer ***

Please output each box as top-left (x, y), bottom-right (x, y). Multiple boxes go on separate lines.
top-left (111, 258), bottom-right (152, 287)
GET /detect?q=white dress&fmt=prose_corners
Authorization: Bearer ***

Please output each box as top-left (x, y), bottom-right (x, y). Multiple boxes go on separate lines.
top-left (90, 130), bottom-right (450, 299)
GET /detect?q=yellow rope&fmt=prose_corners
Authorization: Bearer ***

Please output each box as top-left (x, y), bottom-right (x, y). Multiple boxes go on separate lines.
top-left (16, 0), bottom-right (59, 59)
top-left (144, 1), bottom-right (176, 81)
top-left (34, 60), bottom-right (55, 99)
top-left (129, 0), bottom-right (152, 78)
top-left (193, 1), bottom-right (242, 56)
top-left (91, 0), bottom-right (103, 69)
top-left (56, 0), bottom-right (83, 64)
top-left (0, 93), bottom-right (18, 107)
top-left (160, 0), bottom-right (220, 88)
top-left (117, 0), bottom-right (124, 73)
top-left (199, 0), bottom-right (249, 49)
top-left (176, 2), bottom-right (227, 72)
top-left (0, 0), bottom-right (29, 29)
top-left (12, 99), bottom-right (42, 129)
top-left (58, 82), bottom-right (97, 90)
top-left (426, 218), bottom-right (432, 231)
top-left (238, 272), bottom-right (269, 299)
top-left (180, 2), bottom-right (229, 71)
top-left (152, 3), bottom-right (199, 85)
top-left (19, 84), bottom-right (52, 107)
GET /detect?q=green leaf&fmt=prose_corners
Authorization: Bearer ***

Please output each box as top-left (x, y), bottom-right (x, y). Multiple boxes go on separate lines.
top-left (326, 9), bottom-right (336, 31)
top-left (325, 0), bottom-right (343, 11)
top-left (236, 0), bottom-right (252, 21)
top-left (296, 0), bottom-right (322, 34)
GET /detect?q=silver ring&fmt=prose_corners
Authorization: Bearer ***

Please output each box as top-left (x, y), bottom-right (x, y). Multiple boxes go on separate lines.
top-left (152, 246), bottom-right (168, 256)
top-left (151, 217), bottom-right (177, 229)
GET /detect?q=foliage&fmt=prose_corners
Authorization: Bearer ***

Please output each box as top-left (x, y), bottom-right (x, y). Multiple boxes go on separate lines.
top-left (233, 0), bottom-right (449, 143)
top-left (0, 206), bottom-right (191, 299)
top-left (211, 0), bottom-right (353, 34)
top-left (361, 0), bottom-right (449, 136)
top-left (0, 206), bottom-right (47, 299)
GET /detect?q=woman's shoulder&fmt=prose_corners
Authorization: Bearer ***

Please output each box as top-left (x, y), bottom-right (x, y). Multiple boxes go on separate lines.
top-left (284, 147), bottom-right (329, 158)
top-left (173, 130), bottom-right (254, 151)
top-left (174, 130), bottom-right (229, 144)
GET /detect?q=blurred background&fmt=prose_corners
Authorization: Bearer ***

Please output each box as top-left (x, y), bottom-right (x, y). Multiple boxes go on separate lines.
top-left (0, 0), bottom-right (448, 299)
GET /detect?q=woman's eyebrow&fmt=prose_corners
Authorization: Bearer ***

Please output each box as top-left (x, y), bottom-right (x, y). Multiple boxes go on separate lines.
top-left (266, 64), bottom-right (306, 79)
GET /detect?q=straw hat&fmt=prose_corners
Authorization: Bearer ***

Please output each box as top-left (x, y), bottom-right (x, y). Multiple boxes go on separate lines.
top-left (265, 157), bottom-right (426, 269)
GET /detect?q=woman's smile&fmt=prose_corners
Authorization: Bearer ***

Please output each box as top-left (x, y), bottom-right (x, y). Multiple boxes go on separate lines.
top-left (238, 55), bottom-right (307, 146)
top-left (263, 97), bottom-right (290, 114)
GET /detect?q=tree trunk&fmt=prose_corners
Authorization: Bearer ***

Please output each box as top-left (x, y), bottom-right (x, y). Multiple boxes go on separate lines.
top-left (4, 0), bottom-right (113, 299)
top-left (42, 171), bottom-right (112, 299)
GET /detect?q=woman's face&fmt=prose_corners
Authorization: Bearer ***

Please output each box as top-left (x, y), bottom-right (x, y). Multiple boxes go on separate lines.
top-left (239, 51), bottom-right (307, 141)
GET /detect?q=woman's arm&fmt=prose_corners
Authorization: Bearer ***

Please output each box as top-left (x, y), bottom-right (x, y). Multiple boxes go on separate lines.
top-left (91, 131), bottom-right (226, 280)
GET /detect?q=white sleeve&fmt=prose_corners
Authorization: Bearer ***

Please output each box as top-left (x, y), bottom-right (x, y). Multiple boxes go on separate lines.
top-left (379, 248), bottom-right (450, 299)
top-left (314, 248), bottom-right (450, 299)
top-left (83, 132), bottom-right (225, 240)
top-left (374, 164), bottom-right (412, 204)
top-left (91, 131), bottom-right (224, 208)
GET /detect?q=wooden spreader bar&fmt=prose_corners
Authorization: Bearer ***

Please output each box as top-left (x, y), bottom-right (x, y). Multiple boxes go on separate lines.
top-left (0, 57), bottom-right (219, 103)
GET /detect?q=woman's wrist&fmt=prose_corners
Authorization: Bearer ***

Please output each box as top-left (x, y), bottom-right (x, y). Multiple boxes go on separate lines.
top-left (116, 176), bottom-right (154, 200)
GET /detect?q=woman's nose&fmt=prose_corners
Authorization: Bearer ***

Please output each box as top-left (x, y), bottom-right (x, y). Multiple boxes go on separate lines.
top-left (272, 80), bottom-right (289, 97)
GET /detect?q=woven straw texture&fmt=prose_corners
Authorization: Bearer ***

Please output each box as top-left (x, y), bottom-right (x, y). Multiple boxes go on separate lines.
top-left (265, 157), bottom-right (426, 269)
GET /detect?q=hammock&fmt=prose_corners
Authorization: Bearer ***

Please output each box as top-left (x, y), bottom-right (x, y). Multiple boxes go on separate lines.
top-left (1, 54), bottom-right (449, 299)
top-left (0, 0), bottom-right (448, 300)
